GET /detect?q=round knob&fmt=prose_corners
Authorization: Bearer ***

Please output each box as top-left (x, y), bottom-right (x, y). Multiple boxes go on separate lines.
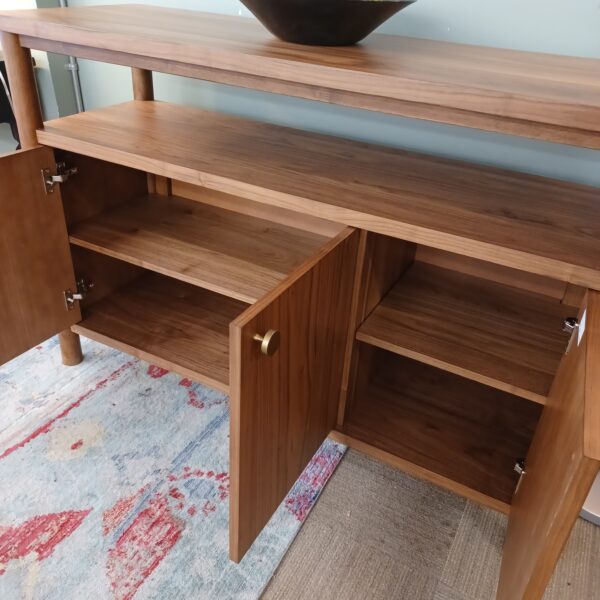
top-left (253, 329), bottom-right (280, 356)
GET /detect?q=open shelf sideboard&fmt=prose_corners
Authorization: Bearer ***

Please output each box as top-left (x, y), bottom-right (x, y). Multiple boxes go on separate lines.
top-left (0, 6), bottom-right (599, 599)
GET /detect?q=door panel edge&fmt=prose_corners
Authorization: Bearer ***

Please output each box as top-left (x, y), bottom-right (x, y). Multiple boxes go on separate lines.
top-left (229, 227), bottom-right (359, 562)
top-left (496, 292), bottom-right (600, 600)
top-left (0, 146), bottom-right (80, 364)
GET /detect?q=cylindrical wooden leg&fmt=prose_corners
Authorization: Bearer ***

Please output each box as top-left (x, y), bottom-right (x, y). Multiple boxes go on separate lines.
top-left (131, 67), bottom-right (154, 101)
top-left (0, 32), bottom-right (43, 149)
top-left (59, 330), bottom-right (83, 366)
top-left (132, 68), bottom-right (161, 194)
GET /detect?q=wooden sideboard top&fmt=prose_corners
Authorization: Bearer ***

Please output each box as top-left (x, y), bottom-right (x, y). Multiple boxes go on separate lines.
top-left (1, 4), bottom-right (599, 147)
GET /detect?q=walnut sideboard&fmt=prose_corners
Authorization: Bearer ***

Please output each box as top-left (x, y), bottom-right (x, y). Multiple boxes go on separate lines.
top-left (0, 6), bottom-right (599, 599)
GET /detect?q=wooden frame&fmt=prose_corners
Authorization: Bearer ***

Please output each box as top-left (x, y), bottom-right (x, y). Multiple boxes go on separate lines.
top-left (1, 6), bottom-right (599, 147)
top-left (34, 101), bottom-right (600, 289)
top-left (0, 6), bottom-right (599, 595)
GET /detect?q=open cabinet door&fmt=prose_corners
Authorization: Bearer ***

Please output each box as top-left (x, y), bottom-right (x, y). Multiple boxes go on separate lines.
top-left (229, 228), bottom-right (359, 562)
top-left (496, 291), bottom-right (600, 600)
top-left (0, 147), bottom-right (80, 364)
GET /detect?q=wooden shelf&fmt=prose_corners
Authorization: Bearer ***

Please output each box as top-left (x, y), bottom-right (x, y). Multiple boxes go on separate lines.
top-left (357, 262), bottom-right (574, 404)
top-left (69, 194), bottom-right (328, 304)
top-left (2, 5), bottom-right (599, 146)
top-left (38, 101), bottom-right (600, 289)
top-left (72, 272), bottom-right (247, 392)
top-left (341, 352), bottom-right (542, 506)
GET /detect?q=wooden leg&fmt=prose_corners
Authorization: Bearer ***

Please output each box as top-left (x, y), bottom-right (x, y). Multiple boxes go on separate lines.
top-left (0, 32), bottom-right (43, 149)
top-left (131, 67), bottom-right (154, 101)
top-left (132, 68), bottom-right (162, 195)
top-left (59, 329), bottom-right (83, 366)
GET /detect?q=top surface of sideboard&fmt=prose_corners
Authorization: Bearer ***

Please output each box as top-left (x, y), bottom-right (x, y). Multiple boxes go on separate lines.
top-left (1, 4), bottom-right (599, 148)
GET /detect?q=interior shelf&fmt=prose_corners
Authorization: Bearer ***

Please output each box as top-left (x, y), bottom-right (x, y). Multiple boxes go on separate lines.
top-left (72, 272), bottom-right (247, 392)
top-left (3, 5), bottom-right (599, 146)
top-left (341, 350), bottom-right (542, 505)
top-left (69, 194), bottom-right (328, 304)
top-left (357, 262), bottom-right (574, 404)
top-left (38, 101), bottom-right (600, 288)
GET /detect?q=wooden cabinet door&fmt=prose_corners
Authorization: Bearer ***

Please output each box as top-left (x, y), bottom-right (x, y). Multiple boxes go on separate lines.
top-left (496, 290), bottom-right (600, 600)
top-left (0, 147), bottom-right (80, 364)
top-left (229, 228), bottom-right (359, 562)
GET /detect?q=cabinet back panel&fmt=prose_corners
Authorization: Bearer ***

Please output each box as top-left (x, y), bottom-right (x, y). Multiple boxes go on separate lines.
top-left (343, 347), bottom-right (542, 504)
top-left (57, 152), bottom-right (147, 228)
top-left (172, 180), bottom-right (344, 239)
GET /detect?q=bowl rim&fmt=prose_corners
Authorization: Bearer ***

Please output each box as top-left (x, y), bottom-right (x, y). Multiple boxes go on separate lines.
top-left (348, 0), bottom-right (417, 3)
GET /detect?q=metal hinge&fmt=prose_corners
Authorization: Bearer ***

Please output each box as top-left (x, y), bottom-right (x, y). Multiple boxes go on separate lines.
top-left (42, 161), bottom-right (78, 194)
top-left (562, 316), bottom-right (579, 354)
top-left (514, 459), bottom-right (526, 495)
top-left (63, 277), bottom-right (94, 310)
top-left (562, 317), bottom-right (579, 335)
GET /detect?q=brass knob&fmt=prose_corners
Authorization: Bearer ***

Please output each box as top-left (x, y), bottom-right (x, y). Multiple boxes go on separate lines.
top-left (253, 329), bottom-right (280, 356)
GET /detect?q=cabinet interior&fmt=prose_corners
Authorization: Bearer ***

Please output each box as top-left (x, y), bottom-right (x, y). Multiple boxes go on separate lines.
top-left (57, 152), bottom-right (584, 514)
top-left (342, 346), bottom-right (542, 505)
top-left (71, 251), bottom-right (245, 393)
top-left (60, 153), bottom-right (343, 393)
top-left (336, 232), bottom-right (581, 511)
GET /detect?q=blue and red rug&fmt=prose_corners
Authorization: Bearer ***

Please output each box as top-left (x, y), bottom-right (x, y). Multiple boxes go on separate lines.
top-left (0, 337), bottom-right (345, 599)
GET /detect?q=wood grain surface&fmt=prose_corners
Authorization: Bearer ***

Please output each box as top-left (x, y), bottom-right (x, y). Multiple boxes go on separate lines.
top-left (329, 430), bottom-right (511, 514)
top-left (584, 292), bottom-right (600, 460)
top-left (229, 228), bottom-right (359, 562)
top-left (0, 32), bottom-right (42, 149)
top-left (338, 232), bottom-right (416, 425)
top-left (357, 262), bottom-right (575, 404)
top-left (0, 147), bottom-right (80, 364)
top-left (497, 292), bottom-right (600, 600)
top-left (172, 181), bottom-right (344, 238)
top-left (37, 101), bottom-right (600, 288)
top-left (69, 194), bottom-right (328, 304)
top-left (73, 272), bottom-right (247, 392)
top-left (342, 350), bottom-right (542, 505)
top-left (1, 6), bottom-right (599, 145)
top-left (57, 153), bottom-right (148, 227)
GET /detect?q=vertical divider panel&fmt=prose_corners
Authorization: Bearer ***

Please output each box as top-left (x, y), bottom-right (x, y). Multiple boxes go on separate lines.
top-left (337, 232), bottom-right (416, 424)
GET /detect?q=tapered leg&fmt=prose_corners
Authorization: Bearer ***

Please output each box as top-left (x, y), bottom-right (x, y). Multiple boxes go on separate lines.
top-left (59, 330), bottom-right (83, 366)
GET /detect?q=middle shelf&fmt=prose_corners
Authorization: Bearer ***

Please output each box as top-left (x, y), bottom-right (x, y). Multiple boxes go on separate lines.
top-left (357, 261), bottom-right (575, 404)
top-left (69, 193), bottom-right (329, 304)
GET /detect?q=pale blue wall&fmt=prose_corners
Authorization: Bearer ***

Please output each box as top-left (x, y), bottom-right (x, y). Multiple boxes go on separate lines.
top-left (68, 0), bottom-right (600, 187)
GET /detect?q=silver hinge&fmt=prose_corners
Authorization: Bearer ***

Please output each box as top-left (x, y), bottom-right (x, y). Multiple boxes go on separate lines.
top-left (63, 277), bottom-right (94, 310)
top-left (562, 316), bottom-right (579, 355)
top-left (514, 459), bottom-right (526, 496)
top-left (42, 161), bottom-right (79, 194)
top-left (562, 317), bottom-right (579, 335)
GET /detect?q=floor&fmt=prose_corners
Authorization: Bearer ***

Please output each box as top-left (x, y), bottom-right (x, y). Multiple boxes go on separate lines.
top-left (263, 450), bottom-right (600, 600)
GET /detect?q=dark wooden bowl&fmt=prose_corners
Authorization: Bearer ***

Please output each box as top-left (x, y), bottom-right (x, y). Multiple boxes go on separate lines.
top-left (240, 0), bottom-right (416, 46)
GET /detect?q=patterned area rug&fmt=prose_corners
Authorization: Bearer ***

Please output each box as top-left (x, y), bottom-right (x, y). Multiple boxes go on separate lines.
top-left (0, 337), bottom-right (345, 599)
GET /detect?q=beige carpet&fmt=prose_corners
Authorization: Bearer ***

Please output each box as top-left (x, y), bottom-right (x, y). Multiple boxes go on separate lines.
top-left (263, 450), bottom-right (600, 600)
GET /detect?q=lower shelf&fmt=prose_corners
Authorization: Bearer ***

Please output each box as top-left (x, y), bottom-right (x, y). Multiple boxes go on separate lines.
top-left (340, 349), bottom-right (542, 507)
top-left (72, 272), bottom-right (247, 392)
